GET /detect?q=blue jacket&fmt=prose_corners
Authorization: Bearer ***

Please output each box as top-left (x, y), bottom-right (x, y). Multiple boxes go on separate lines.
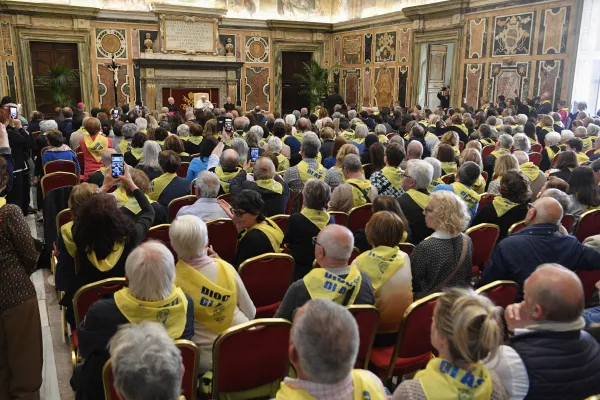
top-left (479, 224), bottom-right (600, 300)
top-left (42, 149), bottom-right (81, 174)
top-left (186, 156), bottom-right (209, 182)
top-left (432, 184), bottom-right (478, 219)
top-left (284, 135), bottom-right (301, 155)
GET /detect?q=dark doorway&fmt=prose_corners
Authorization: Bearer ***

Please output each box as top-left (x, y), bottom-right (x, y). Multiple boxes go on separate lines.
top-left (30, 41), bottom-right (81, 116)
top-left (282, 51), bottom-right (311, 115)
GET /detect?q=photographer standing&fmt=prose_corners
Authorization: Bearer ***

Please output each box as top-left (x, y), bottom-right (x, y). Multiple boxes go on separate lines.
top-left (437, 87), bottom-right (450, 110)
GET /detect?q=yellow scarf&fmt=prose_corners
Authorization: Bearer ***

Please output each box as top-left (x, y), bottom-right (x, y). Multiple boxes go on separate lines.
top-left (293, 131), bottom-right (304, 142)
top-left (276, 154), bottom-right (290, 172)
top-left (542, 126), bottom-right (554, 134)
top-left (214, 167), bottom-right (241, 194)
top-left (297, 160), bottom-right (325, 183)
top-left (378, 134), bottom-right (388, 143)
top-left (582, 137), bottom-right (594, 153)
top-left (454, 124), bottom-right (468, 136)
top-left (114, 286), bottom-right (188, 338)
top-left (255, 179), bottom-right (283, 194)
top-left (428, 178), bottom-right (445, 193)
top-left (240, 218), bottom-right (284, 253)
top-left (425, 131), bottom-right (437, 139)
top-left (83, 134), bottom-right (109, 162)
top-left (346, 178), bottom-right (372, 207)
top-left (441, 162), bottom-right (458, 174)
top-left (174, 259), bottom-right (237, 334)
top-left (179, 136), bottom-right (190, 141)
top-left (472, 175), bottom-right (486, 194)
top-left (300, 208), bottom-right (330, 230)
top-left (479, 138), bottom-right (495, 146)
top-left (415, 359), bottom-right (492, 400)
top-left (407, 189), bottom-right (429, 210)
top-left (352, 137), bottom-right (365, 145)
top-left (491, 148), bottom-right (510, 158)
top-left (520, 162), bottom-right (540, 182)
top-left (451, 182), bottom-right (481, 209)
top-left (276, 370), bottom-right (385, 400)
top-left (149, 172), bottom-right (177, 201)
top-left (576, 152), bottom-right (590, 164)
top-left (303, 265), bottom-right (362, 305)
top-left (0, 197), bottom-right (5, 209)
top-left (546, 145), bottom-right (561, 161)
top-left (353, 246), bottom-right (403, 291)
top-left (342, 130), bottom-right (355, 141)
top-left (140, 129), bottom-right (147, 135)
top-left (381, 166), bottom-right (403, 190)
top-left (188, 136), bottom-right (203, 145)
top-left (492, 196), bottom-right (521, 217)
top-left (452, 146), bottom-right (460, 157)
top-left (130, 147), bottom-right (143, 160)
top-left (119, 139), bottom-right (132, 154)
top-left (527, 135), bottom-right (538, 146)
top-left (114, 187), bottom-right (155, 214)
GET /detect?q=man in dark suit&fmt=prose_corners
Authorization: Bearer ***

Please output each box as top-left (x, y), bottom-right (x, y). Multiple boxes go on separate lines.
top-left (57, 107), bottom-right (74, 142)
top-left (324, 87), bottom-right (344, 117)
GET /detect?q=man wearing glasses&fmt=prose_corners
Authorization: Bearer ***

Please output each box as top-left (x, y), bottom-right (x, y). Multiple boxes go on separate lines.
top-left (397, 159), bottom-right (434, 245)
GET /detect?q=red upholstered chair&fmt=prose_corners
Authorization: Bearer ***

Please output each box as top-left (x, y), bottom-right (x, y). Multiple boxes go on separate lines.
top-left (508, 220), bottom-right (527, 236)
top-left (167, 195), bottom-right (197, 222)
top-left (190, 153), bottom-right (200, 159)
top-left (44, 160), bottom-right (78, 175)
top-left (41, 172), bottom-right (79, 197)
top-left (576, 270), bottom-right (600, 307)
top-left (348, 305), bottom-right (379, 369)
top-left (575, 209), bottom-right (600, 242)
top-left (481, 171), bottom-right (488, 182)
top-left (459, 141), bottom-right (464, 152)
top-left (329, 211), bottom-right (348, 226)
top-left (441, 173), bottom-right (453, 184)
top-left (477, 193), bottom-right (496, 214)
top-left (271, 214), bottom-right (290, 233)
top-left (206, 218), bottom-right (238, 263)
top-left (476, 280), bottom-right (519, 309)
top-left (398, 243), bottom-right (415, 256)
top-left (40, 146), bottom-right (51, 157)
top-left (238, 253), bottom-right (294, 318)
top-left (466, 224), bottom-right (499, 276)
top-left (386, 133), bottom-right (396, 140)
top-left (347, 203), bottom-right (373, 233)
top-left (77, 152), bottom-right (85, 173)
top-left (55, 208), bottom-right (73, 234)
top-left (369, 293), bottom-right (441, 380)
top-left (482, 145), bottom-right (495, 159)
top-left (528, 152), bottom-right (542, 166)
top-left (144, 224), bottom-right (176, 257)
top-left (285, 190), bottom-right (304, 215)
top-left (531, 143), bottom-right (543, 153)
top-left (212, 319), bottom-right (292, 400)
top-left (561, 213), bottom-right (576, 234)
top-left (217, 193), bottom-right (233, 204)
top-left (176, 162), bottom-right (190, 178)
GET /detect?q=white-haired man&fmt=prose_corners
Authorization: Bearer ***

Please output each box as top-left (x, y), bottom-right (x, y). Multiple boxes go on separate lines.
top-left (514, 150), bottom-right (546, 200)
top-left (398, 159), bottom-right (434, 245)
top-left (165, 96), bottom-right (178, 114)
top-left (284, 132), bottom-right (324, 192)
top-left (275, 224), bottom-right (375, 321)
top-left (276, 299), bottom-right (386, 399)
top-left (196, 95), bottom-right (213, 111)
top-left (75, 241), bottom-right (194, 399)
top-left (400, 140), bottom-right (423, 170)
top-left (177, 171), bottom-right (228, 221)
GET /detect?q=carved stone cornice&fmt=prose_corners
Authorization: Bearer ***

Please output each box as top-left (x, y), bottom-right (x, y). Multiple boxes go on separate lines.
top-left (0, 0), bottom-right (100, 18)
top-left (402, 0), bottom-right (468, 20)
top-left (150, 4), bottom-right (227, 19)
top-left (331, 11), bottom-right (409, 33)
top-left (267, 20), bottom-right (332, 32)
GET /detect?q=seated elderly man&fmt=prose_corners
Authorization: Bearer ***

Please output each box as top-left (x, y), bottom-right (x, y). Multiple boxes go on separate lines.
top-left (276, 299), bottom-right (386, 399)
top-left (177, 171), bottom-right (228, 221)
top-left (207, 140), bottom-right (243, 195)
top-left (487, 264), bottom-right (600, 399)
top-left (370, 143), bottom-right (405, 197)
top-left (35, 119), bottom-right (58, 151)
top-left (514, 150), bottom-right (546, 200)
top-left (284, 132), bottom-right (324, 192)
top-left (432, 161), bottom-right (481, 218)
top-left (398, 159), bottom-right (434, 245)
top-left (400, 140), bottom-right (423, 170)
top-left (478, 197), bottom-right (600, 300)
top-left (275, 224), bottom-right (375, 321)
top-left (135, 117), bottom-right (148, 134)
top-left (483, 133), bottom-right (514, 182)
top-left (87, 148), bottom-right (116, 187)
top-left (107, 322), bottom-right (184, 400)
top-left (148, 150), bottom-right (190, 207)
top-left (407, 125), bottom-right (432, 158)
top-left (119, 123), bottom-right (138, 154)
top-left (75, 241), bottom-right (194, 400)
top-left (540, 131), bottom-right (562, 171)
top-left (329, 154), bottom-right (377, 213)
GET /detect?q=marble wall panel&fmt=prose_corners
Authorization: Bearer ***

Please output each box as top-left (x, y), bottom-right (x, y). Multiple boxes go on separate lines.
top-left (374, 67), bottom-right (394, 108)
top-left (492, 12), bottom-right (535, 57)
top-left (6, 60), bottom-right (16, 100)
top-left (466, 18), bottom-right (487, 59)
top-left (97, 63), bottom-right (129, 108)
top-left (398, 28), bottom-right (410, 62)
top-left (343, 68), bottom-right (360, 108)
top-left (342, 35), bottom-right (361, 64)
top-left (1, 22), bottom-right (13, 56)
top-left (334, 36), bottom-right (341, 65)
top-left (245, 67), bottom-right (270, 111)
top-left (363, 67), bottom-right (372, 107)
top-left (245, 36), bottom-right (270, 63)
top-left (463, 63), bottom-right (484, 109)
top-left (398, 66), bottom-right (408, 107)
top-left (364, 33), bottom-right (372, 64)
top-left (538, 7), bottom-right (569, 55)
top-left (95, 28), bottom-right (127, 59)
top-left (534, 60), bottom-right (563, 105)
top-left (488, 62), bottom-right (530, 104)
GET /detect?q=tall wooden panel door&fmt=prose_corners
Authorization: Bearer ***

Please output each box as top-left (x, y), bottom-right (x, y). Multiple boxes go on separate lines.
top-left (426, 44), bottom-right (447, 109)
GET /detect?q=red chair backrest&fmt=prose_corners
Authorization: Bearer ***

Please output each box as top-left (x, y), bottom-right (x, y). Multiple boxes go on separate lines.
top-left (348, 247), bottom-right (361, 265)
top-left (347, 204), bottom-right (373, 233)
top-left (509, 220), bottom-right (527, 235)
top-left (56, 209), bottom-right (73, 231)
top-left (145, 224), bottom-right (176, 257)
top-left (441, 174), bottom-right (453, 184)
top-left (531, 143), bottom-right (543, 153)
top-left (576, 209), bottom-right (600, 242)
top-left (213, 320), bottom-right (291, 396)
top-left (41, 172), bottom-right (79, 197)
top-left (577, 270), bottom-right (600, 307)
top-left (477, 193), bottom-right (496, 213)
top-left (561, 213), bottom-right (575, 234)
top-left (218, 193), bottom-right (233, 204)
top-left (477, 281), bottom-right (519, 309)
top-left (168, 195), bottom-right (197, 222)
top-left (77, 152), bottom-right (85, 173)
top-left (386, 133), bottom-right (396, 140)
top-left (239, 254), bottom-right (294, 308)
top-left (348, 306), bottom-right (379, 369)
top-left (206, 219), bottom-right (238, 263)
top-left (396, 294), bottom-right (440, 359)
top-left (73, 279), bottom-right (127, 327)
top-left (329, 211), bottom-right (348, 226)
top-left (285, 191), bottom-right (303, 215)
top-left (482, 145), bottom-right (495, 159)
top-left (176, 162), bottom-right (190, 178)
top-left (398, 243), bottom-right (415, 256)
top-left (44, 160), bottom-right (77, 175)
top-left (271, 215), bottom-right (289, 233)
top-left (466, 224), bottom-right (499, 269)
top-left (528, 152), bottom-right (542, 166)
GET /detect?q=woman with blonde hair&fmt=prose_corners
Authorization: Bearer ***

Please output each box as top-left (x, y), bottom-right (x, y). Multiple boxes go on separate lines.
top-left (324, 143), bottom-right (360, 190)
top-left (392, 288), bottom-right (506, 399)
top-left (460, 148), bottom-right (485, 194)
top-left (427, 113), bottom-right (442, 135)
top-left (487, 154), bottom-right (519, 195)
top-left (439, 131), bottom-right (460, 158)
top-left (410, 191), bottom-right (473, 295)
top-left (147, 114), bottom-right (159, 130)
top-left (80, 117), bottom-right (113, 177)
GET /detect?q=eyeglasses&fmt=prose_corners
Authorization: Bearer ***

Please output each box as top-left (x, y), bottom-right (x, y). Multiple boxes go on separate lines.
top-left (231, 208), bottom-right (248, 218)
top-left (403, 174), bottom-right (415, 181)
top-left (312, 236), bottom-right (326, 257)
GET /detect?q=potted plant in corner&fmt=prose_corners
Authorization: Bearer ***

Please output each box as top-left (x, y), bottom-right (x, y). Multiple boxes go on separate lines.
top-left (35, 57), bottom-right (80, 109)
top-left (293, 59), bottom-right (332, 113)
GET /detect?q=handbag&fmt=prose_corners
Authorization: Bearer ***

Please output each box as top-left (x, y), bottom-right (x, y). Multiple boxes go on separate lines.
top-left (415, 234), bottom-right (468, 299)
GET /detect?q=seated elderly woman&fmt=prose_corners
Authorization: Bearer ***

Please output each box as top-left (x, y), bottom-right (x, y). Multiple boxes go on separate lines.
top-left (374, 123), bottom-right (389, 144)
top-left (230, 156), bottom-right (289, 216)
top-left (119, 122), bottom-right (138, 154)
top-left (487, 153), bottom-right (520, 196)
top-left (148, 150), bottom-right (190, 207)
top-left (353, 211), bottom-right (413, 345)
top-left (411, 191), bottom-right (473, 294)
top-left (170, 215), bottom-right (255, 373)
top-left (567, 138), bottom-right (590, 164)
top-left (135, 140), bottom-right (163, 181)
top-left (483, 134), bottom-right (514, 181)
top-left (56, 166), bottom-right (155, 326)
top-left (436, 144), bottom-right (458, 176)
top-left (425, 157), bottom-right (444, 192)
top-left (513, 132), bottom-right (532, 153)
top-left (329, 154), bottom-right (378, 213)
top-left (363, 141), bottom-right (385, 179)
top-left (265, 136), bottom-right (289, 172)
top-left (540, 131), bottom-right (562, 171)
top-left (135, 116), bottom-right (148, 134)
top-left (124, 132), bottom-right (146, 168)
top-left (472, 170), bottom-right (532, 240)
top-left (392, 288), bottom-right (506, 399)
top-left (74, 241), bottom-right (194, 400)
top-left (549, 151), bottom-right (579, 183)
top-left (566, 166), bottom-right (600, 220)
top-left (283, 179), bottom-right (333, 281)
top-left (350, 124), bottom-right (369, 153)
top-left (40, 130), bottom-right (80, 174)
top-left (220, 189), bottom-right (285, 267)
top-left (176, 123), bottom-right (189, 140)
top-left (115, 168), bottom-right (167, 226)
top-left (163, 135), bottom-right (191, 162)
top-left (325, 143), bottom-right (360, 190)
top-left (560, 129), bottom-right (575, 150)
top-left (398, 159), bottom-right (434, 245)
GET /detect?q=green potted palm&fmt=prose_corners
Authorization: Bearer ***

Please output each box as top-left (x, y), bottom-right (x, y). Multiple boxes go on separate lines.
top-left (35, 57), bottom-right (80, 108)
top-left (293, 59), bottom-right (332, 112)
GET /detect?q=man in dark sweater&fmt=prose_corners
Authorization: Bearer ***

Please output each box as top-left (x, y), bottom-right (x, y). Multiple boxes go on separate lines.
top-left (274, 224), bottom-right (375, 321)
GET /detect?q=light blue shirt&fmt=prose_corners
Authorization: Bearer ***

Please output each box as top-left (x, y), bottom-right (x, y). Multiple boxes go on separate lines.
top-left (176, 198), bottom-right (229, 222)
top-left (433, 184), bottom-right (478, 220)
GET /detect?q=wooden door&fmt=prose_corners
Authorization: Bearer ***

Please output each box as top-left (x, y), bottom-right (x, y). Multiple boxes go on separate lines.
top-left (30, 42), bottom-right (81, 116)
top-left (281, 51), bottom-right (311, 115)
top-left (425, 44), bottom-right (447, 109)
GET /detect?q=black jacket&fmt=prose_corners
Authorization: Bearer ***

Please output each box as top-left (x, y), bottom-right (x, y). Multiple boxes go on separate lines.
top-left (398, 189), bottom-right (434, 245)
top-left (471, 202), bottom-right (529, 241)
top-left (320, 139), bottom-right (334, 161)
top-left (230, 171), bottom-right (289, 217)
top-left (408, 137), bottom-right (432, 158)
top-left (7, 125), bottom-right (34, 170)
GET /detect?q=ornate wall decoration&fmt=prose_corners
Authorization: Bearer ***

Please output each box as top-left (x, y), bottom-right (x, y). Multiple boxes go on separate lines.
top-left (492, 13), bottom-right (534, 57)
top-left (374, 67), bottom-right (394, 108)
top-left (323, 34), bottom-right (331, 67)
top-left (398, 28), bottom-right (410, 62)
top-left (342, 69), bottom-right (360, 108)
top-left (398, 66), bottom-right (409, 107)
top-left (463, 63), bottom-right (484, 109)
top-left (363, 67), bottom-right (372, 107)
top-left (334, 36), bottom-right (341, 65)
top-left (97, 63), bottom-right (129, 108)
top-left (342, 35), bottom-right (361, 64)
top-left (534, 60), bottom-right (563, 105)
top-left (364, 34), bottom-right (372, 64)
top-left (137, 30), bottom-right (158, 57)
top-left (466, 18), bottom-right (487, 59)
top-left (1, 22), bottom-right (13, 56)
top-left (538, 7), bottom-right (569, 55)
top-left (5, 60), bottom-right (17, 100)
top-left (245, 36), bottom-right (270, 63)
top-left (488, 62), bottom-right (530, 105)
top-left (220, 34), bottom-right (236, 56)
top-left (375, 31), bottom-right (396, 63)
top-left (245, 67), bottom-right (270, 111)
top-left (95, 28), bottom-right (127, 59)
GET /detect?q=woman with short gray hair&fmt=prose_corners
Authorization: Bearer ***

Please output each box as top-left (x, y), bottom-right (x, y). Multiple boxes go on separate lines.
top-left (246, 125), bottom-right (264, 149)
top-left (120, 123), bottom-right (139, 154)
top-left (266, 135), bottom-right (289, 172)
top-left (176, 123), bottom-right (189, 138)
top-left (350, 124), bottom-right (369, 153)
top-left (231, 137), bottom-right (249, 166)
top-left (513, 133), bottom-right (531, 153)
top-left (135, 141), bottom-right (163, 181)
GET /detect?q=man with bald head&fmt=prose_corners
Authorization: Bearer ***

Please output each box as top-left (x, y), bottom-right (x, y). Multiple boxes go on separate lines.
top-left (486, 264), bottom-right (600, 399)
top-left (274, 224), bottom-right (375, 321)
top-left (207, 143), bottom-right (242, 195)
top-left (400, 140), bottom-right (423, 170)
top-left (479, 197), bottom-right (600, 299)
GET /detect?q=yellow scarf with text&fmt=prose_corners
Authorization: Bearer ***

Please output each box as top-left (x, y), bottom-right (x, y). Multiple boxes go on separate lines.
top-left (353, 246), bottom-right (404, 291)
top-left (520, 162), bottom-right (540, 182)
top-left (83, 134), bottom-right (109, 162)
top-left (451, 182), bottom-right (481, 209)
top-left (300, 208), bottom-right (330, 230)
top-left (174, 259), bottom-right (236, 334)
top-left (342, 130), bottom-right (355, 141)
top-left (428, 178), bottom-right (445, 193)
top-left (130, 147), bottom-right (143, 160)
top-left (119, 139), bottom-right (132, 154)
top-left (240, 218), bottom-right (284, 253)
top-left (472, 175), bottom-right (486, 194)
top-left (582, 137), bottom-right (593, 153)
top-left (576, 152), bottom-right (590, 164)
top-left (415, 359), bottom-right (492, 400)
top-left (381, 166), bottom-right (403, 190)
top-left (215, 167), bottom-right (241, 194)
top-left (149, 172), bottom-right (178, 201)
top-left (346, 178), bottom-right (372, 207)
top-left (546, 145), bottom-right (561, 161)
top-left (407, 189), bottom-right (429, 210)
top-left (441, 162), bottom-right (458, 175)
top-left (114, 286), bottom-right (188, 339)
top-left (255, 179), bottom-right (283, 194)
top-left (491, 148), bottom-right (510, 159)
top-left (303, 265), bottom-right (362, 305)
top-left (276, 154), bottom-right (290, 172)
top-left (378, 134), bottom-right (388, 143)
top-left (297, 160), bottom-right (325, 183)
top-left (493, 196), bottom-right (521, 217)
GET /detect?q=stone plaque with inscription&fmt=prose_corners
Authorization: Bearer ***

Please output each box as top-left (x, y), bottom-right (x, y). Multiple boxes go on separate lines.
top-left (162, 17), bottom-right (216, 53)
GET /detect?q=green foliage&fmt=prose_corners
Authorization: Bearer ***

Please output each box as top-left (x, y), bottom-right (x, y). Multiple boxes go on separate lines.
top-left (293, 59), bottom-right (332, 111)
top-left (35, 57), bottom-right (80, 108)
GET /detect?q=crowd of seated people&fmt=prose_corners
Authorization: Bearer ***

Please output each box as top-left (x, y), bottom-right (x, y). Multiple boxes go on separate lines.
top-left (4, 93), bottom-right (600, 400)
